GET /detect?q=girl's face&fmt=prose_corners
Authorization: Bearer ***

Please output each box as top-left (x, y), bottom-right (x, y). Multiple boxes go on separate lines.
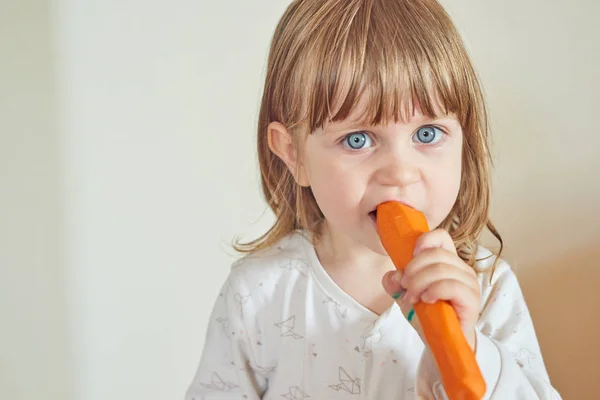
top-left (299, 103), bottom-right (463, 256)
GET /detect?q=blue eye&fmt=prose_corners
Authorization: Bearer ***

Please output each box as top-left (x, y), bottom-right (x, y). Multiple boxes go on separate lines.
top-left (413, 126), bottom-right (443, 144)
top-left (343, 132), bottom-right (372, 150)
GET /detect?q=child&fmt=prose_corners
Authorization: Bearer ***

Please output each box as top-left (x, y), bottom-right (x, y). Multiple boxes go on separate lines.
top-left (186, 0), bottom-right (561, 398)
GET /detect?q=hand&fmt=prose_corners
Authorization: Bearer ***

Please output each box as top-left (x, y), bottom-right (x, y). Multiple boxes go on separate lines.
top-left (382, 228), bottom-right (481, 351)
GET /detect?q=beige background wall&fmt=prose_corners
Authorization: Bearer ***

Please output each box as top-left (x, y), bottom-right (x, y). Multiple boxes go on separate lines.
top-left (1, 0), bottom-right (597, 399)
top-left (442, 1), bottom-right (600, 397)
top-left (0, 1), bottom-right (71, 398)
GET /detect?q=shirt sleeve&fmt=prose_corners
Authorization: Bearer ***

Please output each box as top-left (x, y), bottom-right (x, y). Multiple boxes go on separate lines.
top-left (415, 259), bottom-right (563, 399)
top-left (184, 272), bottom-right (266, 400)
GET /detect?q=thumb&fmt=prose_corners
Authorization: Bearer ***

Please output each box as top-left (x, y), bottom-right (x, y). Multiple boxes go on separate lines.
top-left (382, 270), bottom-right (411, 314)
top-left (382, 269), bottom-right (405, 299)
top-left (382, 270), bottom-right (423, 337)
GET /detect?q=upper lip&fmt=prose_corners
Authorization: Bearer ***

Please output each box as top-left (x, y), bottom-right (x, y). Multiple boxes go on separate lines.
top-left (370, 199), bottom-right (414, 213)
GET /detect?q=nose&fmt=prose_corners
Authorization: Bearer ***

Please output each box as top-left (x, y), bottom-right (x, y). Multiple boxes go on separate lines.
top-left (375, 147), bottom-right (422, 187)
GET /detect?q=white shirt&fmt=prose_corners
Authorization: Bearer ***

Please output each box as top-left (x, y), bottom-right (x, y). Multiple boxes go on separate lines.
top-left (185, 230), bottom-right (561, 399)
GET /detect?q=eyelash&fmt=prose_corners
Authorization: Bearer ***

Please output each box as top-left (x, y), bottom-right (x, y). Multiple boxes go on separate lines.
top-left (412, 125), bottom-right (447, 146)
top-left (339, 125), bottom-right (447, 150)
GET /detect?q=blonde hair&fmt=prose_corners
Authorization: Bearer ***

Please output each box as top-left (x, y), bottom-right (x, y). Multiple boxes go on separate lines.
top-left (234, 0), bottom-right (503, 269)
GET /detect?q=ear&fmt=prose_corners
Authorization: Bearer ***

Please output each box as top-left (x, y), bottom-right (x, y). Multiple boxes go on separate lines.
top-left (267, 122), bottom-right (310, 187)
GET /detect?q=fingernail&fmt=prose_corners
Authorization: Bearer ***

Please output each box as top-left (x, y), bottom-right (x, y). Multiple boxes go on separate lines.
top-left (392, 272), bottom-right (403, 284)
top-left (392, 289), bottom-right (406, 300)
top-left (400, 275), bottom-right (407, 286)
top-left (407, 308), bottom-right (415, 322)
top-left (421, 293), bottom-right (434, 304)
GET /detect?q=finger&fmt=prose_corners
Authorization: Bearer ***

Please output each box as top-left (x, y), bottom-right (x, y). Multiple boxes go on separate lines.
top-left (404, 247), bottom-right (476, 281)
top-left (382, 271), bottom-right (421, 330)
top-left (419, 280), bottom-right (481, 330)
top-left (382, 270), bottom-right (407, 301)
top-left (414, 228), bottom-right (457, 256)
top-left (420, 279), bottom-right (480, 313)
top-left (403, 263), bottom-right (480, 304)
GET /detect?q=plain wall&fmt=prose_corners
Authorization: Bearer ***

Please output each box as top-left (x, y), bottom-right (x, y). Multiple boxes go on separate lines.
top-left (442, 2), bottom-right (600, 398)
top-left (0, 0), bottom-right (72, 398)
top-left (1, 0), bottom-right (598, 399)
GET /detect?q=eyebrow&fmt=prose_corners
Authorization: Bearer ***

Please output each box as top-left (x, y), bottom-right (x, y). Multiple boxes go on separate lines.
top-left (323, 114), bottom-right (458, 133)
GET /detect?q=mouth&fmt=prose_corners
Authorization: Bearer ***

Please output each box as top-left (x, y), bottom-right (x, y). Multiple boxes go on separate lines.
top-left (369, 210), bottom-right (378, 223)
top-left (369, 201), bottom-right (416, 225)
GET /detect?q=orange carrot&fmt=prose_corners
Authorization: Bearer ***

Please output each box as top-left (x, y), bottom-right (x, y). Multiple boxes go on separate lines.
top-left (377, 201), bottom-right (486, 400)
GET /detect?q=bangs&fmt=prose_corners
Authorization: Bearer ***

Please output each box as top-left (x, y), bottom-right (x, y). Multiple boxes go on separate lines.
top-left (284, 0), bottom-right (476, 132)
top-left (251, 0), bottom-right (497, 263)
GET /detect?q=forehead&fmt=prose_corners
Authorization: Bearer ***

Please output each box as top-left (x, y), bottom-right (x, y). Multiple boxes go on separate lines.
top-left (320, 92), bottom-right (456, 132)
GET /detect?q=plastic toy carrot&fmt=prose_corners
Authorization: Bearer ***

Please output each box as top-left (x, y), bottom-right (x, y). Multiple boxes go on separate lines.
top-left (376, 201), bottom-right (486, 400)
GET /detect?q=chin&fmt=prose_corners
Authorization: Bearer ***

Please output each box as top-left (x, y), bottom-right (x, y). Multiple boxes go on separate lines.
top-left (363, 231), bottom-right (392, 257)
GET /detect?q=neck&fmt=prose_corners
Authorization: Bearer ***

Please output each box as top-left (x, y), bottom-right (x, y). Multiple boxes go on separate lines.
top-left (313, 222), bottom-right (395, 274)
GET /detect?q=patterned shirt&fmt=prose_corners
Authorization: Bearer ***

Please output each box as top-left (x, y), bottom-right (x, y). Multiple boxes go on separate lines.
top-left (185, 230), bottom-right (561, 399)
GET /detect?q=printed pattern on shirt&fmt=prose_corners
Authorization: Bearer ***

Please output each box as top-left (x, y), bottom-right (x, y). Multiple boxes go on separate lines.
top-left (275, 316), bottom-right (304, 339)
top-left (329, 367), bottom-right (361, 395)
top-left (281, 386), bottom-right (309, 399)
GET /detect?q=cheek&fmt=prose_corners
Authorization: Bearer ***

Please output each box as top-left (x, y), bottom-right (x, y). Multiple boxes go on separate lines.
top-left (445, 159), bottom-right (462, 193)
top-left (427, 150), bottom-right (462, 224)
top-left (440, 137), bottom-right (463, 196)
top-left (431, 170), bottom-right (460, 205)
top-left (307, 159), bottom-right (349, 202)
top-left (303, 149), bottom-right (365, 215)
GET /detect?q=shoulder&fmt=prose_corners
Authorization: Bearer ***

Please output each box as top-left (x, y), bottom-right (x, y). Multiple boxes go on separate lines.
top-left (473, 246), bottom-right (536, 338)
top-left (222, 230), bottom-right (313, 301)
top-left (230, 230), bottom-right (310, 275)
top-left (474, 245), bottom-right (523, 297)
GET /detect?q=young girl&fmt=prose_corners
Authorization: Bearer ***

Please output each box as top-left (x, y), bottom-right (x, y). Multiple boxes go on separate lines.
top-left (186, 0), bottom-right (561, 398)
